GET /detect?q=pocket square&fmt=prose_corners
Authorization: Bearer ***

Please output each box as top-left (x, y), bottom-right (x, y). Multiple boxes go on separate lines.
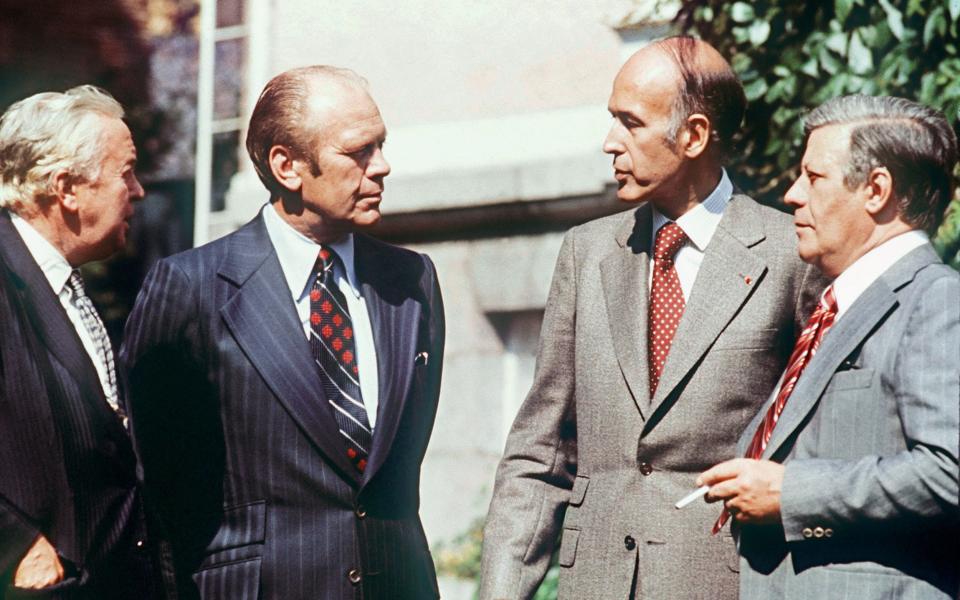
top-left (415, 351), bottom-right (429, 366)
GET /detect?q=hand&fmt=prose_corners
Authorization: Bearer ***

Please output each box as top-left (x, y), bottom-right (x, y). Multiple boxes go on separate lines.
top-left (697, 458), bottom-right (785, 525)
top-left (13, 535), bottom-right (64, 589)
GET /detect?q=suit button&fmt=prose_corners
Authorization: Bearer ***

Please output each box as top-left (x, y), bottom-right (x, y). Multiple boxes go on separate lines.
top-left (802, 527), bottom-right (813, 539)
top-left (813, 526), bottom-right (824, 538)
top-left (824, 528), bottom-right (834, 538)
top-left (624, 535), bottom-right (636, 551)
top-left (347, 569), bottom-right (361, 585)
top-left (638, 462), bottom-right (653, 476)
top-left (355, 505), bottom-right (367, 519)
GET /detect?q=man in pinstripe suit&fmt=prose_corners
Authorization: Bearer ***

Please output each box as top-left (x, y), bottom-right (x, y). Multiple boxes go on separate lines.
top-left (122, 66), bottom-right (445, 599)
top-left (0, 87), bottom-right (160, 598)
top-left (700, 95), bottom-right (960, 599)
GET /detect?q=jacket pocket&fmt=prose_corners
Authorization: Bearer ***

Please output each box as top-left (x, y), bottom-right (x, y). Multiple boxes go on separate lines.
top-left (192, 557), bottom-right (262, 600)
top-left (569, 475), bottom-right (589, 507)
top-left (823, 368), bottom-right (875, 393)
top-left (558, 528), bottom-right (580, 567)
top-left (198, 501), bottom-right (267, 570)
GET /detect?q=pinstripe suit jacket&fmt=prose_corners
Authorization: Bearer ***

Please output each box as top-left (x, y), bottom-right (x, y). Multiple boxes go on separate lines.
top-left (120, 211), bottom-right (445, 600)
top-left (0, 211), bottom-right (156, 599)
top-left (480, 196), bottom-right (824, 600)
top-left (737, 243), bottom-right (960, 600)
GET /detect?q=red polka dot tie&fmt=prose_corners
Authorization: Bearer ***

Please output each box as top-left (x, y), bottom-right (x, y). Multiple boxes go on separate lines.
top-left (648, 222), bottom-right (688, 394)
top-left (712, 286), bottom-right (838, 534)
top-left (309, 246), bottom-right (372, 474)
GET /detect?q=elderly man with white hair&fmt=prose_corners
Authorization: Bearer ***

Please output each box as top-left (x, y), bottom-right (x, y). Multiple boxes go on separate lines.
top-left (0, 86), bottom-right (161, 599)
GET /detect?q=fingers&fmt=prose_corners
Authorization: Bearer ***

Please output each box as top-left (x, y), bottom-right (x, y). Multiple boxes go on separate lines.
top-left (13, 535), bottom-right (64, 589)
top-left (696, 457), bottom-right (750, 487)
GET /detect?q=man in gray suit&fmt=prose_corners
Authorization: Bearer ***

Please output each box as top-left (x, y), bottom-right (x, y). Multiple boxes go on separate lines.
top-left (480, 37), bottom-right (821, 599)
top-left (699, 95), bottom-right (960, 599)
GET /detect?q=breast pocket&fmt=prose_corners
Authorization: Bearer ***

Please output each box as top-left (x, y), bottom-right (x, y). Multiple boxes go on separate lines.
top-left (815, 368), bottom-right (881, 458)
top-left (713, 328), bottom-right (780, 351)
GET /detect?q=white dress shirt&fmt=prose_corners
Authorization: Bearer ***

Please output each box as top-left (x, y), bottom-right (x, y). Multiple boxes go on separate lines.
top-left (649, 169), bottom-right (734, 300)
top-left (10, 213), bottom-right (118, 409)
top-left (829, 229), bottom-right (930, 322)
top-left (263, 204), bottom-right (380, 428)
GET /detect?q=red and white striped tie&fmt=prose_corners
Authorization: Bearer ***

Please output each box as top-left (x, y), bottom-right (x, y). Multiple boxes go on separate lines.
top-left (712, 285), bottom-right (838, 534)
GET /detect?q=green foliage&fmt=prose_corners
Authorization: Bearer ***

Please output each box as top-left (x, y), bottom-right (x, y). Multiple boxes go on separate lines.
top-left (672, 0), bottom-right (960, 268)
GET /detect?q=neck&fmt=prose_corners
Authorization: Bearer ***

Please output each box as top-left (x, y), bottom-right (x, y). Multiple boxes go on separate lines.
top-left (654, 162), bottom-right (722, 221)
top-left (18, 209), bottom-right (83, 266)
top-left (272, 198), bottom-right (348, 245)
top-left (829, 220), bottom-right (916, 279)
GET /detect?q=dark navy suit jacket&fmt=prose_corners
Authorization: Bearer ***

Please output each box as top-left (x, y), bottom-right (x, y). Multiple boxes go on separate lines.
top-left (121, 211), bottom-right (445, 600)
top-left (0, 210), bottom-right (157, 599)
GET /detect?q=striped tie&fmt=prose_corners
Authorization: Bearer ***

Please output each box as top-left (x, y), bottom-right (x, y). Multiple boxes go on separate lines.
top-left (712, 286), bottom-right (838, 533)
top-left (308, 246), bottom-right (372, 474)
top-left (67, 270), bottom-right (125, 426)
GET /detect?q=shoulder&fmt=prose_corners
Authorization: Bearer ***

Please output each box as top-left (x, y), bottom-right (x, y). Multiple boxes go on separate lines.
top-left (354, 233), bottom-right (437, 291)
top-left (567, 206), bottom-right (637, 240)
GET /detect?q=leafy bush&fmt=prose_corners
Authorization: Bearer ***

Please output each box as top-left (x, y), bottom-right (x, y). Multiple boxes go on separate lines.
top-left (671, 0), bottom-right (960, 268)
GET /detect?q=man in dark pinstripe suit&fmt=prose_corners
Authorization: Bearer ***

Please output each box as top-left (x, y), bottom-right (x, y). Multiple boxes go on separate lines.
top-left (0, 87), bottom-right (160, 598)
top-left (122, 66), bottom-right (445, 599)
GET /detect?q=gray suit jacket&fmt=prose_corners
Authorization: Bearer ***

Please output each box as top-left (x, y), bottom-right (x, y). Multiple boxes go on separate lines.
top-left (737, 243), bottom-right (960, 600)
top-left (480, 195), bottom-right (823, 600)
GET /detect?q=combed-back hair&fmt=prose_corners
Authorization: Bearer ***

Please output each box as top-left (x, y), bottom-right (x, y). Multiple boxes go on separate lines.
top-left (0, 85), bottom-right (124, 213)
top-left (245, 65), bottom-right (368, 197)
top-left (805, 95), bottom-right (958, 234)
top-left (655, 36), bottom-right (747, 163)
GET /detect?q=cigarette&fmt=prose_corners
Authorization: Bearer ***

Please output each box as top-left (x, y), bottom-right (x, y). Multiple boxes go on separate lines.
top-left (674, 485), bottom-right (709, 509)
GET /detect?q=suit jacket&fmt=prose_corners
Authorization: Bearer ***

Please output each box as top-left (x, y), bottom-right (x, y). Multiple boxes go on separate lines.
top-left (737, 243), bottom-right (960, 600)
top-left (0, 210), bottom-right (156, 599)
top-left (120, 211), bottom-right (445, 600)
top-left (480, 195), bottom-right (824, 600)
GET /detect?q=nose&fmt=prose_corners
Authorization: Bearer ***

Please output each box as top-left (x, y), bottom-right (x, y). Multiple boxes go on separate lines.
top-left (130, 175), bottom-right (145, 202)
top-left (368, 146), bottom-right (390, 179)
top-left (783, 177), bottom-right (804, 209)
top-left (603, 120), bottom-right (625, 155)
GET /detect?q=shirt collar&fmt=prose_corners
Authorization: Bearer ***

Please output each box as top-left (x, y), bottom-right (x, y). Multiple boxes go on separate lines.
top-left (262, 203), bottom-right (361, 301)
top-left (829, 229), bottom-right (929, 319)
top-left (10, 212), bottom-right (72, 295)
top-left (651, 168), bottom-right (733, 251)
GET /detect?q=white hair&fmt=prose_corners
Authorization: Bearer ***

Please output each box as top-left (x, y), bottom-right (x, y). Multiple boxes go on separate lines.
top-left (0, 85), bottom-right (125, 213)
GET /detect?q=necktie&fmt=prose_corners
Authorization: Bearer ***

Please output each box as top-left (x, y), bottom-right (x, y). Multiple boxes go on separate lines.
top-left (67, 270), bottom-right (125, 425)
top-left (712, 286), bottom-right (838, 533)
top-left (308, 246), bottom-right (372, 474)
top-left (648, 222), bottom-right (688, 394)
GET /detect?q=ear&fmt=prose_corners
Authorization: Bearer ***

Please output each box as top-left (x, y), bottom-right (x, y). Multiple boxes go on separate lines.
top-left (51, 170), bottom-right (81, 213)
top-left (268, 145), bottom-right (304, 193)
top-left (680, 113), bottom-right (711, 159)
top-left (863, 166), bottom-right (894, 217)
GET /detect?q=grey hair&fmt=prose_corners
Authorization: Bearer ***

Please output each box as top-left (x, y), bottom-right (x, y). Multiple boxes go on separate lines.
top-left (0, 85), bottom-right (125, 213)
top-left (245, 65), bottom-right (369, 197)
top-left (804, 95), bottom-right (958, 234)
top-left (655, 36), bottom-right (747, 163)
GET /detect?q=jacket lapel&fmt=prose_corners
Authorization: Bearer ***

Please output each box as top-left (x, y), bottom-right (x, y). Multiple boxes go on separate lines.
top-left (218, 216), bottom-right (360, 483)
top-left (649, 196), bottom-right (768, 415)
top-left (0, 211), bottom-right (122, 434)
top-left (600, 206), bottom-right (653, 418)
top-left (354, 235), bottom-right (421, 484)
top-left (762, 244), bottom-right (939, 458)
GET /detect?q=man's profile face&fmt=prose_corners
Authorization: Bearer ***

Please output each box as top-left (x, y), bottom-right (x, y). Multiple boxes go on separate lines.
top-left (74, 116), bottom-right (144, 263)
top-left (603, 51), bottom-right (686, 206)
top-left (785, 123), bottom-right (870, 278)
top-left (297, 85), bottom-right (390, 233)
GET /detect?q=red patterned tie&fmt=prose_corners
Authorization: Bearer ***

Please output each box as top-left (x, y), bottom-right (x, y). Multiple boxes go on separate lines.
top-left (309, 246), bottom-right (372, 474)
top-left (648, 222), bottom-right (688, 394)
top-left (712, 286), bottom-right (838, 533)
